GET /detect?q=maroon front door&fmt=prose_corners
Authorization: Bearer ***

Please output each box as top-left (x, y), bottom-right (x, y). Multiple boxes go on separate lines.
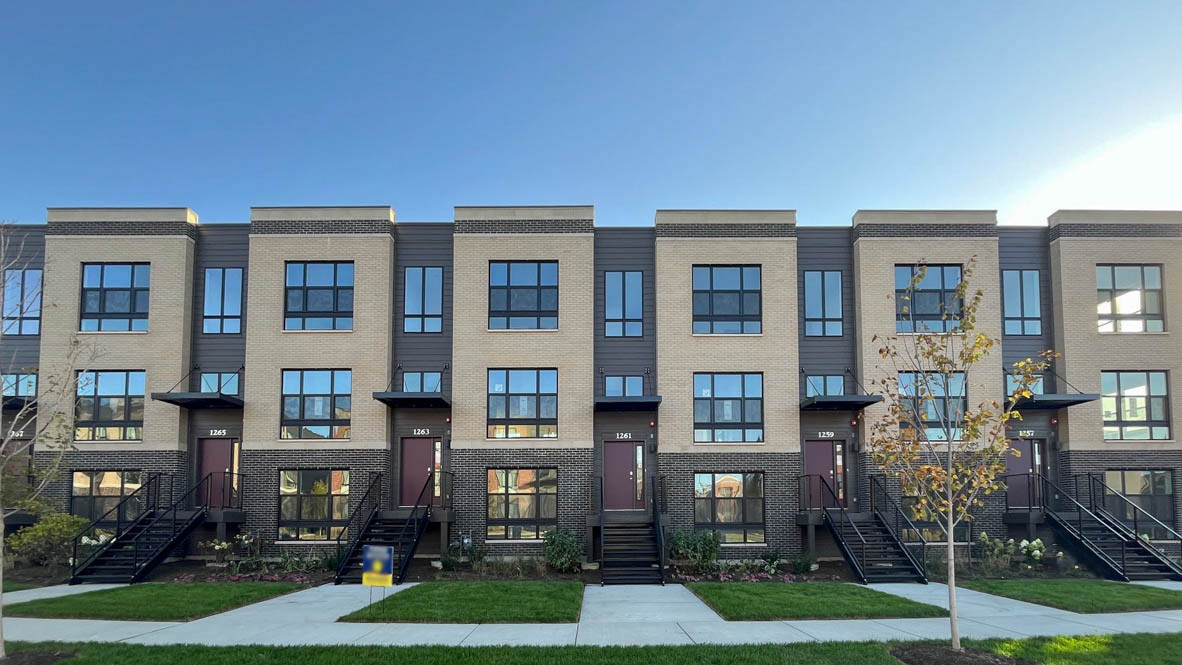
top-left (400, 438), bottom-right (440, 506)
top-left (1006, 439), bottom-right (1043, 508)
top-left (198, 438), bottom-right (237, 508)
top-left (804, 440), bottom-right (846, 508)
top-left (603, 441), bottom-right (644, 510)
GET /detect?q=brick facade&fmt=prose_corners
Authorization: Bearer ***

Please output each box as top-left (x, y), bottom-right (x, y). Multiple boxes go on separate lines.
top-left (34, 449), bottom-right (188, 514)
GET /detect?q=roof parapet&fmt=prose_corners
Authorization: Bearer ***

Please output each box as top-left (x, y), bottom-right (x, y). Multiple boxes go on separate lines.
top-left (654, 209), bottom-right (796, 225)
top-left (852, 210), bottom-right (997, 226)
top-left (250, 206), bottom-right (394, 222)
top-left (1048, 210), bottom-right (1182, 226)
top-left (47, 207), bottom-right (198, 224)
top-left (454, 206), bottom-right (594, 222)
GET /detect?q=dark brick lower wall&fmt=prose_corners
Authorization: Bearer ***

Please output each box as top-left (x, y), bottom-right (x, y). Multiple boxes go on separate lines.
top-left (33, 449), bottom-right (188, 514)
top-left (1060, 449), bottom-right (1182, 532)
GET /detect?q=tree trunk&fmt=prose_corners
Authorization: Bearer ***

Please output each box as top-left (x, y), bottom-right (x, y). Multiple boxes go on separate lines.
top-left (1, 479), bottom-right (7, 660)
top-left (946, 464), bottom-right (961, 651)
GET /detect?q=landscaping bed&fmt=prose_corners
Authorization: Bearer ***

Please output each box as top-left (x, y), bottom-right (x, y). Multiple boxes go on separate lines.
top-left (687, 582), bottom-right (947, 620)
top-left (4, 582), bottom-right (306, 621)
top-left (959, 579), bottom-right (1182, 613)
top-left (339, 581), bottom-right (585, 623)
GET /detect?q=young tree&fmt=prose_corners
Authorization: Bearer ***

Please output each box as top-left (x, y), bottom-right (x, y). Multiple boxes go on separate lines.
top-left (866, 258), bottom-right (1052, 651)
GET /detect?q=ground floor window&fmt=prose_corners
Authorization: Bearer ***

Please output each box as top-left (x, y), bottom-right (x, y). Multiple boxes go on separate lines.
top-left (1105, 469), bottom-right (1175, 539)
top-left (70, 470), bottom-right (143, 522)
top-left (486, 468), bottom-right (557, 540)
top-left (278, 469), bottom-right (350, 541)
top-left (694, 472), bottom-right (765, 543)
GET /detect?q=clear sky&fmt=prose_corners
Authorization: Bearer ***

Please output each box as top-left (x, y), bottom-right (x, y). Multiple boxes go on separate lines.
top-left (3, 1), bottom-right (1182, 226)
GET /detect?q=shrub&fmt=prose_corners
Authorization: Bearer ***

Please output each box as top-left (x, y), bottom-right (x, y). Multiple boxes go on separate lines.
top-left (468, 545), bottom-right (488, 564)
top-left (787, 552), bottom-right (814, 575)
top-left (8, 513), bottom-right (89, 569)
top-left (975, 531), bottom-right (1015, 577)
top-left (667, 529), bottom-right (720, 573)
top-left (439, 547), bottom-right (463, 571)
top-left (542, 527), bottom-right (584, 573)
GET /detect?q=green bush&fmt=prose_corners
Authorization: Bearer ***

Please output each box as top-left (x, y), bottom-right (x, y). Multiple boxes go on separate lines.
top-left (8, 513), bottom-right (90, 569)
top-left (542, 527), bottom-right (584, 573)
top-left (667, 529), bottom-right (720, 573)
top-left (787, 552), bottom-right (814, 574)
top-left (439, 547), bottom-right (463, 571)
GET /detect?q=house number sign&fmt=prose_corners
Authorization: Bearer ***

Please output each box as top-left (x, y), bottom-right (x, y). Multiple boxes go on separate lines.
top-left (413, 428), bottom-right (431, 436)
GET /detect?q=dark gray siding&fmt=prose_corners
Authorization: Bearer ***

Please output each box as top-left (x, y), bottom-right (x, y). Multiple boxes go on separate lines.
top-left (0, 225), bottom-right (46, 373)
top-left (998, 228), bottom-right (1056, 391)
top-left (796, 228), bottom-right (856, 398)
top-left (393, 223), bottom-right (453, 394)
top-left (593, 228), bottom-right (657, 396)
top-left (191, 224), bottom-right (250, 383)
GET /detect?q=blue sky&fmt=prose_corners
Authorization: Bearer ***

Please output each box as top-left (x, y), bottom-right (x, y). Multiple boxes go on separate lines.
top-left (3, 1), bottom-right (1182, 226)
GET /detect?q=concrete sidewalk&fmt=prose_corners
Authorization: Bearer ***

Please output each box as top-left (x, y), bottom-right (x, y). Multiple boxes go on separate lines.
top-left (4, 581), bottom-right (1182, 647)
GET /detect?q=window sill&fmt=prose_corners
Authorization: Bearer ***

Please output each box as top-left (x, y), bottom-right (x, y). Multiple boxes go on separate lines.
top-left (485, 438), bottom-right (560, 442)
top-left (485, 539), bottom-right (544, 544)
top-left (693, 441), bottom-right (765, 446)
top-left (73, 440), bottom-right (142, 444)
top-left (77, 330), bottom-right (149, 335)
top-left (721, 543), bottom-right (768, 548)
top-left (691, 333), bottom-right (764, 337)
top-left (1105, 439), bottom-right (1176, 444)
top-left (281, 329), bottom-right (354, 334)
top-left (275, 439), bottom-right (352, 443)
top-left (1097, 331), bottom-right (1169, 336)
top-left (486, 328), bottom-right (560, 333)
top-left (274, 540), bottom-right (335, 546)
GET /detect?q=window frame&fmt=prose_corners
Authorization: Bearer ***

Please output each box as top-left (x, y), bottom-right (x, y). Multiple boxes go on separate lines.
top-left (693, 472), bottom-right (765, 544)
top-left (280, 369), bottom-right (352, 440)
top-left (693, 372), bottom-right (764, 443)
top-left (403, 266), bottom-right (444, 334)
top-left (486, 369), bottom-right (558, 439)
top-left (604, 375), bottom-right (644, 397)
top-left (1002, 269), bottom-right (1042, 336)
top-left (80, 262), bottom-right (151, 332)
top-left (898, 371), bottom-right (967, 441)
top-left (803, 270), bottom-right (843, 337)
top-left (604, 270), bottom-right (643, 337)
top-left (401, 371), bottom-right (443, 393)
top-left (199, 371), bottom-right (240, 395)
top-left (692, 265), bottom-right (762, 335)
top-left (283, 261), bottom-right (354, 331)
top-left (1096, 264), bottom-right (1165, 333)
top-left (488, 261), bottom-right (559, 330)
top-left (1103, 469), bottom-right (1174, 539)
top-left (277, 469), bottom-right (351, 541)
top-left (69, 470), bottom-right (144, 523)
top-left (894, 264), bottom-right (963, 333)
top-left (804, 374), bottom-right (845, 397)
top-left (202, 267), bottom-right (243, 334)
top-left (74, 370), bottom-right (145, 442)
top-left (2, 268), bottom-right (42, 335)
top-left (1101, 370), bottom-right (1171, 441)
top-left (485, 468), bottom-right (558, 540)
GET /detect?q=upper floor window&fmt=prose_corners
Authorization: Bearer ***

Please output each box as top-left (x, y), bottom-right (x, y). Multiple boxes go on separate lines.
top-left (284, 262), bottom-right (353, 331)
top-left (75, 370), bottom-right (145, 441)
top-left (1006, 373), bottom-right (1045, 397)
top-left (803, 270), bottom-right (842, 336)
top-left (1097, 265), bottom-right (1164, 333)
top-left (1101, 371), bottom-right (1170, 440)
top-left (81, 263), bottom-right (150, 332)
top-left (899, 371), bottom-right (966, 441)
top-left (895, 264), bottom-right (961, 333)
top-left (694, 472), bottom-right (765, 544)
top-left (202, 267), bottom-right (243, 334)
top-left (805, 375), bottom-right (844, 397)
top-left (3, 268), bottom-right (41, 335)
top-left (402, 371), bottom-right (442, 393)
top-left (692, 266), bottom-right (761, 334)
top-left (1, 373), bottom-right (37, 398)
top-left (71, 470), bottom-right (143, 522)
top-left (278, 469), bottom-right (350, 541)
top-left (1002, 269), bottom-right (1041, 335)
top-left (605, 375), bottom-right (643, 397)
top-left (489, 261), bottom-right (558, 330)
top-left (605, 271), bottom-right (642, 337)
top-left (404, 267), bottom-right (443, 333)
top-left (199, 372), bottom-right (239, 395)
top-left (693, 373), bottom-right (763, 443)
top-left (281, 369), bottom-right (351, 439)
top-left (487, 369), bottom-right (557, 438)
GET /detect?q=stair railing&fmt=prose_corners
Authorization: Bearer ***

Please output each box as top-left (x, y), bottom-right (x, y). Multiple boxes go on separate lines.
top-left (1080, 473), bottom-right (1182, 575)
top-left (129, 473), bottom-right (216, 580)
top-left (438, 470), bottom-right (457, 511)
top-left (70, 472), bottom-right (169, 580)
top-left (650, 475), bottom-right (666, 585)
top-left (869, 475), bottom-right (928, 582)
top-left (335, 471), bottom-right (384, 581)
top-left (596, 476), bottom-right (606, 576)
top-left (1030, 472), bottom-right (1130, 578)
top-left (800, 474), bottom-right (869, 583)
top-left (394, 470), bottom-right (434, 584)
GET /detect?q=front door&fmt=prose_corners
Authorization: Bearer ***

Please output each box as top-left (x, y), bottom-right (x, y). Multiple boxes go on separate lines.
top-left (400, 437), bottom-right (441, 506)
top-left (603, 441), bottom-right (645, 510)
top-left (804, 439), bottom-right (847, 508)
top-left (198, 438), bottom-right (238, 508)
top-left (1006, 438), bottom-right (1044, 508)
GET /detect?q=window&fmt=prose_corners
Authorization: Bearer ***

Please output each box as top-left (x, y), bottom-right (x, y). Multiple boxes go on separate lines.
top-left (402, 371), bottom-right (442, 393)
top-left (694, 472), bottom-right (764, 543)
top-left (70, 470), bottom-right (144, 522)
top-left (895, 264), bottom-right (962, 333)
top-left (1097, 265), bottom-right (1164, 333)
top-left (486, 468), bottom-right (557, 540)
top-left (199, 372), bottom-right (239, 395)
top-left (605, 271), bottom-right (642, 337)
top-left (805, 375), bottom-right (844, 397)
top-left (278, 469), bottom-right (350, 541)
top-left (202, 267), bottom-right (243, 334)
top-left (75, 370), bottom-right (145, 441)
top-left (693, 373), bottom-right (763, 443)
top-left (692, 266), bottom-right (761, 334)
top-left (487, 369), bottom-right (557, 438)
top-left (898, 372), bottom-right (966, 441)
top-left (1002, 270), bottom-right (1041, 335)
top-left (1006, 373), bottom-right (1045, 397)
top-left (1104, 470), bottom-right (1174, 539)
top-left (489, 261), bottom-right (558, 330)
top-left (605, 375), bottom-right (643, 397)
top-left (284, 262), bottom-right (354, 330)
top-left (3, 268), bottom-right (41, 335)
top-left (1, 373), bottom-right (37, 398)
top-left (1101, 371), bottom-right (1170, 440)
top-left (404, 267), bottom-right (443, 333)
top-left (280, 370), bottom-right (351, 439)
top-left (80, 263), bottom-right (150, 332)
top-left (803, 270), bottom-right (842, 336)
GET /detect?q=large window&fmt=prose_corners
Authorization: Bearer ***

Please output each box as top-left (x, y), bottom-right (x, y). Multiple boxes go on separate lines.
top-left (199, 372), bottom-right (239, 395)
top-left (895, 264), bottom-right (962, 333)
top-left (80, 263), bottom-right (150, 332)
top-left (489, 261), bottom-right (558, 330)
top-left (694, 472), bottom-right (764, 544)
top-left (605, 375), bottom-right (643, 397)
top-left (284, 262), bottom-right (354, 331)
top-left (487, 369), bottom-right (557, 438)
top-left (805, 375), bottom-right (844, 397)
top-left (1104, 470), bottom-right (1174, 539)
top-left (280, 370), bottom-right (351, 439)
top-left (803, 270), bottom-right (842, 336)
top-left (202, 267), bottom-right (243, 334)
top-left (693, 373), bottom-right (763, 443)
top-left (486, 468), bottom-right (557, 540)
top-left (899, 371), bottom-right (966, 441)
top-left (70, 470), bottom-right (143, 522)
top-left (1002, 269), bottom-right (1041, 335)
top-left (1006, 373), bottom-right (1045, 397)
top-left (605, 271), bottom-right (642, 337)
top-left (1, 373), bottom-right (37, 399)
top-left (75, 370), bottom-right (145, 441)
top-left (692, 266), bottom-right (761, 334)
top-left (404, 267), bottom-right (443, 333)
top-left (278, 469), bottom-right (350, 541)
top-left (3, 268), bottom-right (41, 335)
top-left (402, 371), bottom-right (442, 393)
top-left (1101, 371), bottom-right (1170, 440)
top-left (1097, 265), bottom-right (1164, 333)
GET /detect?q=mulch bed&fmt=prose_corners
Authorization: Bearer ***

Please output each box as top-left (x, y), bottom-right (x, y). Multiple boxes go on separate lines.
top-left (1, 650), bottom-right (75, 665)
top-left (892, 646), bottom-right (1036, 665)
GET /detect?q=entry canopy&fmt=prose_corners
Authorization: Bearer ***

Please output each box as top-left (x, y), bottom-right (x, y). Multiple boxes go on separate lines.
top-left (594, 395), bottom-right (663, 412)
top-left (799, 394), bottom-right (883, 411)
top-left (1011, 393), bottom-right (1100, 410)
top-left (373, 391), bottom-right (450, 409)
top-left (151, 391), bottom-right (243, 409)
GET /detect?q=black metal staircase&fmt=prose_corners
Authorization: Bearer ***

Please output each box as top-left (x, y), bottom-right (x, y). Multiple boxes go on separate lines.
top-left (334, 471), bottom-right (434, 584)
top-left (600, 477), bottom-right (666, 585)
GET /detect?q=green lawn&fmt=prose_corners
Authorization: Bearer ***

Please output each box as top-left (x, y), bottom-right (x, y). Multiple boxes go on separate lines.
top-left (686, 582), bottom-right (947, 620)
top-left (11, 634), bottom-right (1182, 664)
top-left (339, 581), bottom-right (584, 623)
top-left (5, 582), bottom-right (305, 621)
top-left (3, 579), bottom-right (39, 592)
top-left (961, 579), bottom-right (1182, 613)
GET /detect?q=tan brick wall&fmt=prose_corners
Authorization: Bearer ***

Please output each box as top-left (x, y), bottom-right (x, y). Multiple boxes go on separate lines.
top-left (655, 237), bottom-right (799, 454)
top-left (1050, 236), bottom-right (1182, 451)
top-left (38, 235), bottom-right (194, 452)
top-left (242, 234), bottom-right (393, 451)
top-left (450, 233), bottom-right (595, 450)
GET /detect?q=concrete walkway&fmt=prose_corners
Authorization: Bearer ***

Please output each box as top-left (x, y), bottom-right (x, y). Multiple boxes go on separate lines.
top-left (4, 581), bottom-right (1182, 646)
top-left (3, 583), bottom-right (124, 605)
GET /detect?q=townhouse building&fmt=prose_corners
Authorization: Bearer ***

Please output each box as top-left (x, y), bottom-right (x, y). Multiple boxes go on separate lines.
top-left (2, 205), bottom-right (1180, 584)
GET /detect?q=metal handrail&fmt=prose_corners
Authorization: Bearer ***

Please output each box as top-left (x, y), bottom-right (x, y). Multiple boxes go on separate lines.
top-left (335, 472), bottom-right (384, 581)
top-left (800, 474), bottom-right (869, 583)
top-left (597, 476), bottom-right (606, 582)
top-left (129, 473), bottom-right (216, 578)
top-left (394, 470), bottom-right (434, 584)
top-left (1079, 473), bottom-right (1182, 573)
top-left (71, 472), bottom-right (170, 579)
top-left (651, 475), bottom-right (666, 585)
top-left (438, 470), bottom-right (457, 510)
top-left (869, 475), bottom-right (928, 581)
top-left (1009, 472), bottom-right (1130, 577)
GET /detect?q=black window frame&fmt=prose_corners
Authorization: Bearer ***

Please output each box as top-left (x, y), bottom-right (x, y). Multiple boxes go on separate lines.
top-left (80, 262), bottom-right (151, 332)
top-left (403, 266), bottom-right (444, 334)
top-left (693, 372), bottom-right (763, 443)
top-left (693, 471), bottom-right (765, 544)
top-left (199, 371), bottom-right (240, 395)
top-left (1096, 264), bottom-right (1165, 333)
top-left (604, 270), bottom-right (643, 337)
top-left (895, 264), bottom-right (962, 333)
top-left (402, 371), bottom-right (443, 393)
top-left (1101, 370), bottom-right (1171, 441)
top-left (1104, 469), bottom-right (1174, 539)
top-left (280, 369), bottom-right (352, 440)
top-left (1006, 373), bottom-right (1045, 397)
top-left (803, 269), bottom-right (843, 337)
top-left (488, 261), bottom-right (558, 330)
top-left (1, 373), bottom-right (37, 398)
top-left (74, 370), bottom-right (145, 442)
top-left (692, 265), bottom-right (762, 334)
top-left (2, 268), bottom-right (42, 335)
top-left (202, 267), bottom-right (244, 334)
top-left (1002, 269), bottom-right (1042, 336)
top-left (485, 467), bottom-right (558, 540)
top-left (604, 375), bottom-right (644, 397)
top-left (277, 469), bottom-right (351, 541)
top-left (898, 371), bottom-right (967, 441)
top-left (804, 374), bottom-right (845, 397)
top-left (70, 470), bottom-right (144, 523)
top-left (283, 261), bottom-right (354, 331)
top-left (486, 368), bottom-right (558, 439)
